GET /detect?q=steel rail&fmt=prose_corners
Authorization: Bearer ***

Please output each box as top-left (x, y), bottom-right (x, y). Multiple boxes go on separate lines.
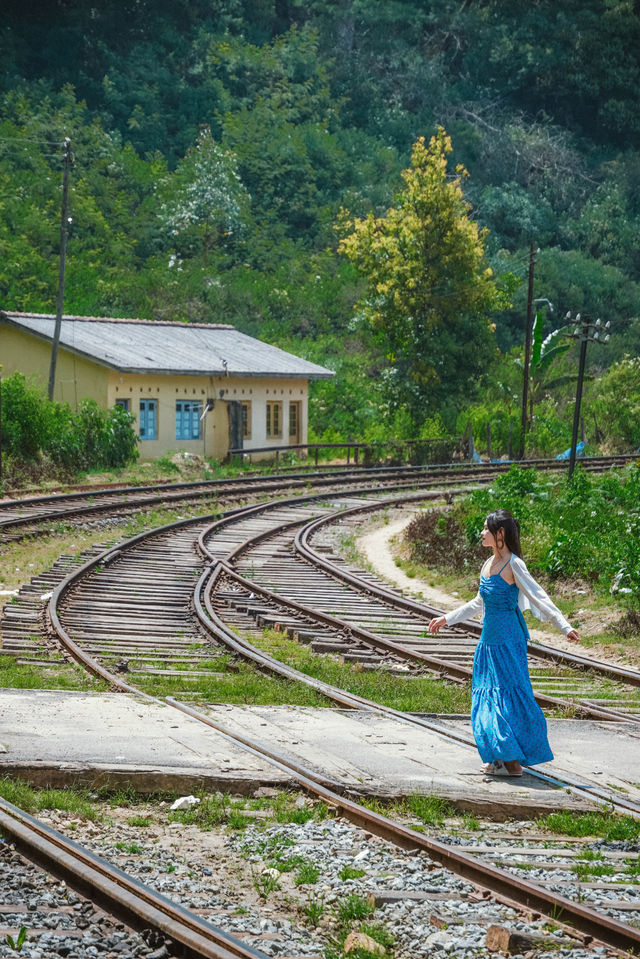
top-left (3, 450), bottom-right (639, 512)
top-left (3, 453), bottom-right (638, 537)
top-left (198, 489), bottom-right (639, 723)
top-left (41, 498), bottom-right (640, 953)
top-left (166, 700), bottom-right (640, 957)
top-left (197, 560), bottom-right (640, 819)
top-left (0, 797), bottom-right (268, 959)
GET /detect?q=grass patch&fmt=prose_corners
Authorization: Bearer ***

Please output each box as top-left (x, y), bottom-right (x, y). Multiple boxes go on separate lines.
top-left (135, 659), bottom-right (330, 707)
top-left (228, 809), bottom-right (251, 830)
top-left (294, 861), bottom-right (321, 885)
top-left (337, 894), bottom-right (374, 923)
top-left (359, 793), bottom-right (454, 827)
top-left (127, 814), bottom-right (152, 827)
top-left (115, 841), bottom-right (144, 854)
top-left (169, 793), bottom-right (232, 828)
top-left (245, 629), bottom-right (471, 714)
top-left (0, 650), bottom-right (108, 692)
top-left (0, 778), bottom-right (100, 819)
top-left (407, 794), bottom-right (454, 826)
top-left (539, 809), bottom-right (640, 842)
top-left (302, 892), bottom-right (325, 926)
top-left (338, 865), bottom-right (366, 880)
top-left (359, 922), bottom-right (395, 950)
top-left (573, 861), bottom-right (616, 880)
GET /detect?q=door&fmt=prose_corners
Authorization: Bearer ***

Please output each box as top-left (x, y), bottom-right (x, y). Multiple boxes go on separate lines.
top-left (288, 401), bottom-right (300, 444)
top-left (227, 400), bottom-right (243, 452)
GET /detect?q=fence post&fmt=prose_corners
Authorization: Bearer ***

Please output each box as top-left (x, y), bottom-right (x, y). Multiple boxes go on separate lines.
top-left (314, 447), bottom-right (319, 468)
top-left (347, 443), bottom-right (350, 466)
top-left (508, 418), bottom-right (514, 460)
top-left (465, 419), bottom-right (475, 460)
top-left (355, 446), bottom-right (359, 467)
top-left (275, 449), bottom-right (279, 473)
top-left (486, 422), bottom-right (492, 461)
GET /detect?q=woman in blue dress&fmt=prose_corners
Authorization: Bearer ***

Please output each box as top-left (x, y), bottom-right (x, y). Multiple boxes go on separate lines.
top-left (428, 509), bottom-right (580, 776)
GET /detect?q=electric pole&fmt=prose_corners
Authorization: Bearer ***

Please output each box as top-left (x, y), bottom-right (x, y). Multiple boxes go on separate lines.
top-left (48, 137), bottom-right (72, 401)
top-left (565, 313), bottom-right (610, 478)
top-left (518, 243), bottom-right (536, 460)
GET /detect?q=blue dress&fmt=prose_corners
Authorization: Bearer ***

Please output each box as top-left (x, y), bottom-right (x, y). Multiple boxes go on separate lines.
top-left (471, 568), bottom-right (554, 766)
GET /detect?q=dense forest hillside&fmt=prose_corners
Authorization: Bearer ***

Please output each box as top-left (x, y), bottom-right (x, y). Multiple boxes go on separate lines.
top-left (1, 0), bottom-right (639, 447)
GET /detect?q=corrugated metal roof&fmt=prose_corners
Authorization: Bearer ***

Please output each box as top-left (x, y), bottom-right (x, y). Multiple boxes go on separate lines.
top-left (0, 312), bottom-right (335, 379)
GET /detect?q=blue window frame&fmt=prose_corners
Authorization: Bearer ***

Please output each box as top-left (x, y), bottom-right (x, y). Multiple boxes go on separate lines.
top-left (139, 399), bottom-right (157, 441)
top-left (176, 400), bottom-right (201, 441)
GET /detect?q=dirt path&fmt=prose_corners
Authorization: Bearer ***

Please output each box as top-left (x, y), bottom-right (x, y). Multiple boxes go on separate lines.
top-left (357, 515), bottom-right (460, 611)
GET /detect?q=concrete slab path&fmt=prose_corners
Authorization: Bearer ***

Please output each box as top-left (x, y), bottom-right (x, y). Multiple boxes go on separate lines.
top-left (1, 690), bottom-right (638, 818)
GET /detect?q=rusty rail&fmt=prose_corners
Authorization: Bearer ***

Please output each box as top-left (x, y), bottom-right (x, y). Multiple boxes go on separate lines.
top-left (0, 798), bottom-right (267, 959)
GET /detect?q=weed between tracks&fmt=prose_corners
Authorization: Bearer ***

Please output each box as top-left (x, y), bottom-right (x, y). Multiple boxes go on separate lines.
top-left (538, 809), bottom-right (640, 842)
top-left (244, 627), bottom-right (471, 714)
top-left (0, 778), bottom-right (100, 820)
top-left (0, 651), bottom-right (109, 692)
top-left (129, 626), bottom-right (471, 712)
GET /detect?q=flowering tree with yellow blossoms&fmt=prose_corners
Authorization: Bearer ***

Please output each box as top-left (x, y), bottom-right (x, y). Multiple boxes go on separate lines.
top-left (338, 128), bottom-right (509, 426)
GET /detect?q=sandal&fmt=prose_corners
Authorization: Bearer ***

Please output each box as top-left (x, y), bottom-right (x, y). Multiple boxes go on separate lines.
top-left (484, 762), bottom-right (523, 778)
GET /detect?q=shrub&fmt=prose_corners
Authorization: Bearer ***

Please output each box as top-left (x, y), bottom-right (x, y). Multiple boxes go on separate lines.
top-left (0, 372), bottom-right (54, 459)
top-left (0, 373), bottom-right (138, 472)
top-left (407, 463), bottom-right (640, 604)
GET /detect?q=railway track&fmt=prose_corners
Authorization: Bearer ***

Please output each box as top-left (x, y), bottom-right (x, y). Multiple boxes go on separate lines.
top-left (2, 453), bottom-right (638, 540)
top-left (0, 796), bottom-right (270, 959)
top-left (3, 473), bottom-right (640, 953)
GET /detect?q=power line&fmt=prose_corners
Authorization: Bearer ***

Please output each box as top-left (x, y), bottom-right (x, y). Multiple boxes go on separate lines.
top-left (0, 136), bottom-right (67, 146)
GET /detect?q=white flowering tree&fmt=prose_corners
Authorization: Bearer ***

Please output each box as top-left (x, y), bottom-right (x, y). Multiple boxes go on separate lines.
top-left (159, 126), bottom-right (249, 265)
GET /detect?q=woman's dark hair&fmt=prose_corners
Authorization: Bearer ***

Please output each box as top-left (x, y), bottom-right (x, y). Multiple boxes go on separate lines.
top-left (486, 509), bottom-right (522, 557)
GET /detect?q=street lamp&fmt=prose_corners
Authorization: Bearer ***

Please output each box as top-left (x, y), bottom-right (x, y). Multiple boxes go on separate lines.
top-left (565, 313), bottom-right (610, 478)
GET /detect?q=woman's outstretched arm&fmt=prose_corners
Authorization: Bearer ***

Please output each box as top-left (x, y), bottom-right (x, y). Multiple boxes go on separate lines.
top-left (429, 591), bottom-right (483, 634)
top-left (511, 556), bottom-right (580, 642)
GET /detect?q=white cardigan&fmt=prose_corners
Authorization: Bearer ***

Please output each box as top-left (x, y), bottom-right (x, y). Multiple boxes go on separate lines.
top-left (444, 554), bottom-right (573, 636)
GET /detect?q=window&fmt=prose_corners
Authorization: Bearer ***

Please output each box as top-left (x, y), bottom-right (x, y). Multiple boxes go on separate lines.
top-left (266, 401), bottom-right (282, 438)
top-left (241, 401), bottom-right (252, 439)
top-left (176, 400), bottom-right (201, 441)
top-left (139, 399), bottom-right (157, 440)
top-left (289, 401), bottom-right (300, 441)
top-left (115, 398), bottom-right (130, 411)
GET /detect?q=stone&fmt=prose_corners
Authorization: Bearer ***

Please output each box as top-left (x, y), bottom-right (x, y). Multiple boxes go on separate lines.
top-left (344, 932), bottom-right (386, 955)
top-left (169, 795), bottom-right (200, 811)
top-left (485, 924), bottom-right (572, 954)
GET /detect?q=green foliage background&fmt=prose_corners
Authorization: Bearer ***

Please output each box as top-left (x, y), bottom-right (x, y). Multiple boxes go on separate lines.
top-left (1, 1), bottom-right (639, 444)
top-left (407, 464), bottom-right (640, 602)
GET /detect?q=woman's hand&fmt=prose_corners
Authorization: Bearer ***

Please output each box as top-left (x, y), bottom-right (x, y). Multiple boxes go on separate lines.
top-left (566, 629), bottom-right (580, 643)
top-left (429, 615), bottom-right (447, 634)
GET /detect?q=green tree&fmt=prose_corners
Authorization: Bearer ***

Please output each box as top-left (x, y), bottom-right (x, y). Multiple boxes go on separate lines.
top-left (158, 126), bottom-right (250, 266)
top-left (338, 128), bottom-right (508, 426)
top-left (585, 356), bottom-right (640, 452)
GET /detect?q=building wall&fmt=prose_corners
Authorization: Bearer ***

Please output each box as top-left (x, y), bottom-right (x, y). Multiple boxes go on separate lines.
top-left (0, 325), bottom-right (109, 407)
top-left (109, 372), bottom-right (309, 460)
top-left (0, 322), bottom-right (310, 461)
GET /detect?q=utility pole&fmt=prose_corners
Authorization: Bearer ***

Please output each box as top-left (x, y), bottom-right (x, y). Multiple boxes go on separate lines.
top-left (48, 137), bottom-right (72, 401)
top-left (565, 313), bottom-right (610, 479)
top-left (518, 243), bottom-right (537, 459)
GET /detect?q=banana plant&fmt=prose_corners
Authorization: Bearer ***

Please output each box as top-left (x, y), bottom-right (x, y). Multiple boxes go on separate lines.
top-left (514, 312), bottom-right (581, 423)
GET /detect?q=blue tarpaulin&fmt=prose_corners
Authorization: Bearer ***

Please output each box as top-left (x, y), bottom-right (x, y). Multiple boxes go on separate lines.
top-left (556, 441), bottom-right (585, 460)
